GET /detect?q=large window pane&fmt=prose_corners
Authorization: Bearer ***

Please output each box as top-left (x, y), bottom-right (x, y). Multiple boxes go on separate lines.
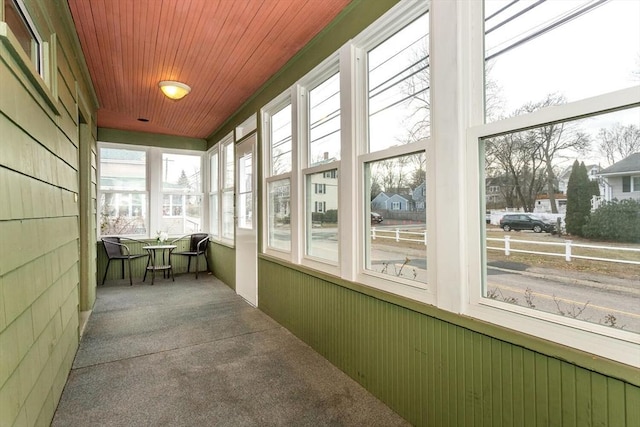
top-left (365, 153), bottom-right (426, 283)
top-left (483, 107), bottom-right (640, 332)
top-left (237, 151), bottom-right (253, 229)
top-left (99, 148), bottom-right (146, 191)
top-left (306, 170), bottom-right (339, 262)
top-left (99, 147), bottom-right (147, 236)
top-left (160, 153), bottom-right (202, 235)
top-left (209, 193), bottom-right (219, 237)
top-left (162, 153), bottom-right (201, 192)
top-left (268, 179), bottom-right (291, 251)
top-left (368, 13), bottom-right (429, 152)
top-left (159, 196), bottom-right (201, 234)
top-left (271, 104), bottom-right (292, 175)
top-left (99, 193), bottom-right (147, 235)
top-left (309, 73), bottom-right (340, 166)
top-left (222, 190), bottom-right (234, 240)
top-left (221, 140), bottom-right (235, 242)
top-left (484, 0), bottom-right (640, 121)
top-left (210, 151), bottom-right (219, 190)
top-left (223, 142), bottom-right (234, 188)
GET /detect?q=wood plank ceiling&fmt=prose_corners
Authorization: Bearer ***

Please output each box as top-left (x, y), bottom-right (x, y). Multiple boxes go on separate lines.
top-left (67, 0), bottom-right (352, 139)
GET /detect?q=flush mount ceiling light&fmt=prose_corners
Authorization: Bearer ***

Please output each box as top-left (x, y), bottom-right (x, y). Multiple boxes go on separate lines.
top-left (158, 80), bottom-right (191, 100)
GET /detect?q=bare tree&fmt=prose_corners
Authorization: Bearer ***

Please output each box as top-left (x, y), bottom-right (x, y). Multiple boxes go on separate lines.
top-left (509, 94), bottom-right (590, 213)
top-left (485, 131), bottom-right (546, 212)
top-left (598, 123), bottom-right (640, 166)
top-left (400, 42), bottom-right (430, 144)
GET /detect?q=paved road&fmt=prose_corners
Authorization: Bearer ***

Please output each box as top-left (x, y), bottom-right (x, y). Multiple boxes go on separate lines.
top-left (486, 265), bottom-right (640, 333)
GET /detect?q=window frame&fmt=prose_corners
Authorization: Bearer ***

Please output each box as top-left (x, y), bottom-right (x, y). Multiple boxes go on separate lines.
top-left (462, 0), bottom-right (640, 367)
top-left (158, 150), bottom-right (204, 236)
top-left (297, 57), bottom-right (342, 272)
top-left (622, 175), bottom-right (640, 193)
top-left (262, 91), bottom-right (296, 260)
top-left (353, 1), bottom-right (431, 299)
top-left (3, 0), bottom-right (43, 75)
top-left (207, 146), bottom-right (221, 239)
top-left (1, 0), bottom-right (57, 112)
top-left (97, 142), bottom-right (205, 239)
top-left (219, 133), bottom-right (235, 246)
top-left (256, 0), bottom-right (639, 367)
top-left (467, 90), bottom-right (640, 368)
top-left (97, 143), bottom-right (149, 238)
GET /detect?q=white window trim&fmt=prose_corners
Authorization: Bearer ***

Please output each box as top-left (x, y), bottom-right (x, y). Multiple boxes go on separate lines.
top-left (256, 0), bottom-right (639, 367)
top-left (97, 142), bottom-right (149, 238)
top-left (297, 56), bottom-right (342, 276)
top-left (235, 113), bottom-right (257, 141)
top-left (207, 145), bottom-right (220, 239)
top-left (464, 68), bottom-right (640, 367)
top-left (352, 2), bottom-right (431, 297)
top-left (219, 133), bottom-right (235, 247)
top-left (262, 91), bottom-right (296, 261)
top-left (97, 142), bottom-right (205, 239)
top-left (302, 162), bottom-right (340, 275)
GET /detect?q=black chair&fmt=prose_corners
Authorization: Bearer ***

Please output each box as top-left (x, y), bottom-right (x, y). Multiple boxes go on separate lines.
top-left (101, 237), bottom-right (149, 286)
top-left (170, 233), bottom-right (210, 279)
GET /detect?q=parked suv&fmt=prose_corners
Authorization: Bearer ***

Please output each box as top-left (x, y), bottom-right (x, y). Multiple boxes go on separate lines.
top-left (371, 212), bottom-right (384, 224)
top-left (499, 213), bottom-right (555, 233)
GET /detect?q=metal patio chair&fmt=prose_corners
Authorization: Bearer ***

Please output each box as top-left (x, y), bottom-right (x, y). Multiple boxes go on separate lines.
top-left (101, 237), bottom-right (149, 286)
top-left (170, 233), bottom-right (210, 279)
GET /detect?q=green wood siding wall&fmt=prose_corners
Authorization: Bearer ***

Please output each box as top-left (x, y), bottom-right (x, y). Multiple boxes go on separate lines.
top-left (0, 0), bottom-right (98, 425)
top-left (259, 259), bottom-right (640, 426)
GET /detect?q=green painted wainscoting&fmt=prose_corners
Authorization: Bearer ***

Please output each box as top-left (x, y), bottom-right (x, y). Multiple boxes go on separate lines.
top-left (97, 239), bottom-right (211, 283)
top-left (209, 242), bottom-right (235, 291)
top-left (258, 258), bottom-right (640, 427)
top-left (96, 239), bottom-right (235, 289)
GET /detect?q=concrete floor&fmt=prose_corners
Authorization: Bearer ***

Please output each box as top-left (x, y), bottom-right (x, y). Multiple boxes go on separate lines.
top-left (52, 274), bottom-right (409, 426)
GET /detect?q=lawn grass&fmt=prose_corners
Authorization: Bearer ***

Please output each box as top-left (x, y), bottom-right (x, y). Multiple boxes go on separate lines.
top-left (371, 226), bottom-right (640, 281)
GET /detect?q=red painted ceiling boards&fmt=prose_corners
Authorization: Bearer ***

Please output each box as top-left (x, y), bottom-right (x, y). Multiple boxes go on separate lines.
top-left (68, 0), bottom-right (351, 139)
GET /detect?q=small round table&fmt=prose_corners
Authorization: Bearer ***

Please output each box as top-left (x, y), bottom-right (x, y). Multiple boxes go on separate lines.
top-left (142, 244), bottom-right (177, 285)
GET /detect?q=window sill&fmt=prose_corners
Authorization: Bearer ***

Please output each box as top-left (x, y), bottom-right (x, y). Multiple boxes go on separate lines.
top-left (464, 302), bottom-right (640, 374)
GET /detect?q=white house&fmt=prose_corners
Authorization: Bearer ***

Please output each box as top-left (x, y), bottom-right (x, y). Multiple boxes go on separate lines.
top-left (557, 163), bottom-right (602, 194)
top-left (598, 153), bottom-right (640, 202)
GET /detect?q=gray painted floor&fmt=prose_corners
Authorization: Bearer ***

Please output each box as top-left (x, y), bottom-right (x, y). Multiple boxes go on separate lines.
top-left (52, 274), bottom-right (409, 426)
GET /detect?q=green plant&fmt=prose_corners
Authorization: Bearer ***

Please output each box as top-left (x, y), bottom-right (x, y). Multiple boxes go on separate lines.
top-left (565, 161), bottom-right (596, 236)
top-left (582, 199), bottom-right (640, 243)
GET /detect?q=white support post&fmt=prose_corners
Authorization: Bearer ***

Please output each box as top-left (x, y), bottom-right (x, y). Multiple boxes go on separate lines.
top-left (504, 235), bottom-right (510, 256)
top-left (565, 240), bottom-right (572, 261)
top-left (395, 228), bottom-right (400, 242)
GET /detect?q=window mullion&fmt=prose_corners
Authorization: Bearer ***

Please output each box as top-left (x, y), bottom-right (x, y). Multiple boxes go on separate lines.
top-left (148, 148), bottom-right (162, 235)
top-left (430, 0), bottom-right (481, 312)
top-left (339, 42), bottom-right (359, 282)
top-left (290, 85), bottom-right (303, 263)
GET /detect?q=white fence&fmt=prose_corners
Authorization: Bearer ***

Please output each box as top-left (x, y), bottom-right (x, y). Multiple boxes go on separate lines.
top-left (372, 227), bottom-right (640, 266)
top-left (487, 236), bottom-right (640, 265)
top-left (371, 228), bottom-right (427, 245)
